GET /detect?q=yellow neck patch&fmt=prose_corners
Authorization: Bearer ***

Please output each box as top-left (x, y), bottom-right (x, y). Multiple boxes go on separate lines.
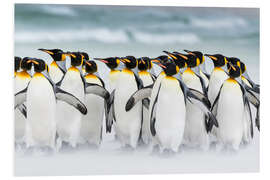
top-left (214, 67), bottom-right (224, 72)
top-left (50, 61), bottom-right (59, 68)
top-left (110, 69), bottom-right (120, 75)
top-left (69, 66), bottom-right (79, 72)
top-left (122, 68), bottom-right (134, 75)
top-left (184, 67), bottom-right (195, 75)
top-left (165, 76), bottom-right (177, 81)
top-left (17, 70), bottom-right (31, 79)
top-left (33, 72), bottom-right (44, 78)
top-left (227, 78), bottom-right (237, 84)
top-left (85, 73), bottom-right (98, 80)
top-left (138, 70), bottom-right (150, 76)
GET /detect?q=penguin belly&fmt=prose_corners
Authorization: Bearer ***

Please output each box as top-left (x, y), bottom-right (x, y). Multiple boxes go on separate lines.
top-left (138, 71), bottom-right (154, 144)
top-left (155, 77), bottom-right (186, 152)
top-left (216, 80), bottom-right (244, 150)
top-left (208, 68), bottom-right (228, 105)
top-left (26, 74), bottom-right (56, 149)
top-left (108, 70), bottom-right (120, 93)
top-left (49, 61), bottom-right (64, 84)
top-left (114, 70), bottom-right (142, 148)
top-left (80, 75), bottom-right (104, 146)
top-left (14, 72), bottom-right (31, 144)
top-left (56, 68), bottom-right (85, 148)
top-left (182, 70), bottom-right (208, 149)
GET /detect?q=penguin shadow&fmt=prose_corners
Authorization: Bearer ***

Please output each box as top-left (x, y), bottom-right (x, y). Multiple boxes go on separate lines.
top-left (57, 142), bottom-right (100, 153)
top-left (22, 146), bottom-right (55, 157)
top-left (149, 145), bottom-right (177, 158)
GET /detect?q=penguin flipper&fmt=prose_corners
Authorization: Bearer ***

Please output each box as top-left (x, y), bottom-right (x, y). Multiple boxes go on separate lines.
top-left (150, 74), bottom-right (157, 82)
top-left (150, 84), bottom-right (161, 136)
top-left (55, 87), bottom-right (87, 115)
top-left (85, 83), bottom-right (110, 101)
top-left (134, 73), bottom-right (144, 89)
top-left (187, 88), bottom-right (218, 129)
top-left (14, 87), bottom-right (28, 109)
top-left (106, 90), bottom-right (115, 133)
top-left (196, 74), bottom-right (208, 97)
top-left (256, 107), bottom-right (260, 131)
top-left (125, 84), bottom-right (153, 111)
top-left (17, 104), bottom-right (27, 118)
top-left (240, 83), bottom-right (254, 138)
top-left (204, 72), bottom-right (210, 80)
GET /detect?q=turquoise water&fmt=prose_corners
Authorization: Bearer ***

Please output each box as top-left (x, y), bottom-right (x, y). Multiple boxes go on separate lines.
top-left (14, 4), bottom-right (259, 81)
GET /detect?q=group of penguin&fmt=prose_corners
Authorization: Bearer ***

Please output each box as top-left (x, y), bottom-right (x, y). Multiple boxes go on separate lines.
top-left (14, 48), bottom-right (260, 153)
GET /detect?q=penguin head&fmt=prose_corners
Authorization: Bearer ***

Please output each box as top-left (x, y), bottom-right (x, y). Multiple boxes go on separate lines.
top-left (30, 59), bottom-right (48, 73)
top-left (15, 56), bottom-right (22, 72)
top-left (84, 60), bottom-right (98, 74)
top-left (184, 50), bottom-right (204, 65)
top-left (67, 52), bottom-right (84, 67)
top-left (38, 48), bottom-right (67, 62)
top-left (21, 57), bottom-right (34, 71)
top-left (163, 51), bottom-right (186, 69)
top-left (158, 62), bottom-right (179, 77)
top-left (121, 56), bottom-right (137, 69)
top-left (94, 57), bottom-right (120, 70)
top-left (151, 55), bottom-right (171, 64)
top-left (205, 54), bottom-right (228, 67)
top-left (80, 52), bottom-right (89, 61)
top-left (138, 57), bottom-right (150, 71)
top-left (227, 62), bottom-right (241, 78)
top-left (227, 57), bottom-right (246, 74)
top-left (172, 52), bottom-right (196, 68)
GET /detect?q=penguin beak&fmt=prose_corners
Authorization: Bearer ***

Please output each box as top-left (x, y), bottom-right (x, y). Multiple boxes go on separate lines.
top-left (93, 58), bottom-right (109, 64)
top-left (163, 51), bottom-right (177, 60)
top-left (27, 59), bottom-right (39, 65)
top-left (205, 54), bottom-right (218, 61)
top-left (174, 52), bottom-right (188, 60)
top-left (151, 59), bottom-right (160, 63)
top-left (184, 49), bottom-right (196, 56)
top-left (228, 62), bottom-right (236, 71)
top-left (38, 48), bottom-right (54, 55)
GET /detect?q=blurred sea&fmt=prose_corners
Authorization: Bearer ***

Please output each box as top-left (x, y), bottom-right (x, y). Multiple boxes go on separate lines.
top-left (14, 4), bottom-right (259, 82)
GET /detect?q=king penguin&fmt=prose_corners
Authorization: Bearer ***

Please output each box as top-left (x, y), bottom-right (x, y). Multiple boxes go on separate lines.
top-left (38, 48), bottom-right (68, 84)
top-left (14, 57), bottom-right (32, 145)
top-left (137, 57), bottom-right (155, 144)
top-left (177, 52), bottom-right (210, 150)
top-left (125, 62), bottom-right (217, 153)
top-left (80, 60), bottom-right (106, 147)
top-left (56, 52), bottom-right (86, 150)
top-left (113, 56), bottom-right (143, 148)
top-left (212, 62), bottom-right (252, 150)
top-left (15, 59), bottom-right (87, 150)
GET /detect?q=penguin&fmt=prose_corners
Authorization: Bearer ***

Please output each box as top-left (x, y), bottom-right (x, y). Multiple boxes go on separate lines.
top-left (212, 62), bottom-right (252, 150)
top-left (175, 52), bottom-right (210, 150)
top-left (80, 60), bottom-right (105, 147)
top-left (14, 59), bottom-right (87, 150)
top-left (112, 56), bottom-right (143, 148)
top-left (137, 57), bottom-right (155, 144)
top-left (56, 52), bottom-right (110, 150)
top-left (38, 48), bottom-right (68, 84)
top-left (125, 62), bottom-right (217, 153)
top-left (205, 54), bottom-right (229, 106)
top-left (226, 57), bottom-right (260, 136)
top-left (184, 50), bottom-right (210, 87)
top-left (94, 57), bottom-right (124, 134)
top-left (14, 57), bottom-right (32, 145)
top-left (80, 52), bottom-right (90, 76)
top-left (163, 51), bottom-right (187, 74)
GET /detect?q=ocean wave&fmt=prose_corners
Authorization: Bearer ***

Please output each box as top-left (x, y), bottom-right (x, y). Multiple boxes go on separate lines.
top-left (191, 17), bottom-right (248, 29)
top-left (15, 28), bottom-right (200, 45)
top-left (40, 5), bottom-right (77, 17)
